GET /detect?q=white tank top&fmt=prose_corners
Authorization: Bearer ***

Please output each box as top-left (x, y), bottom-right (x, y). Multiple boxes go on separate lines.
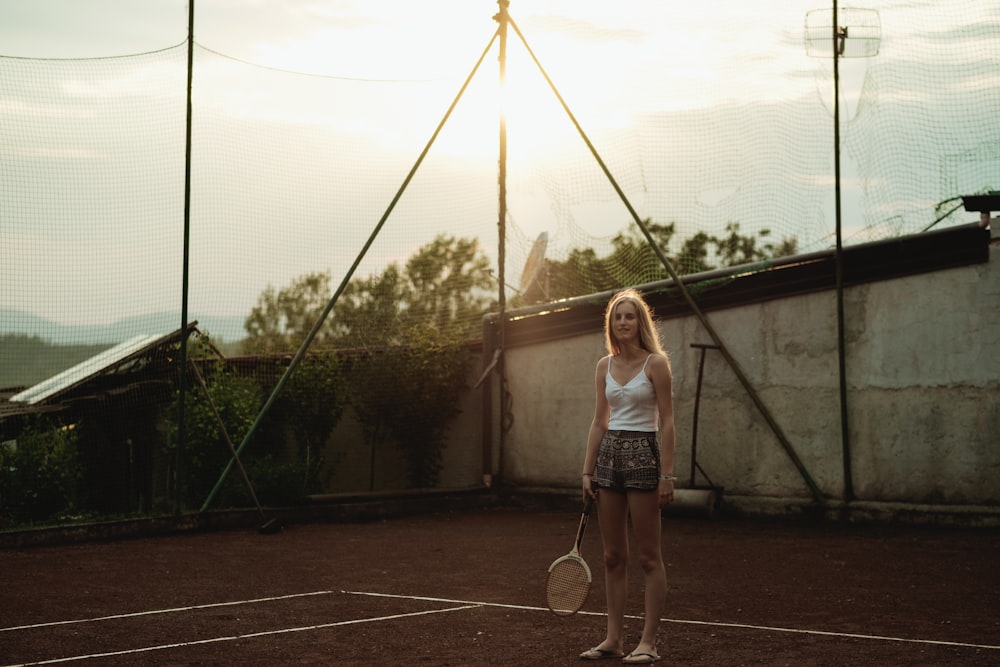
top-left (605, 354), bottom-right (658, 431)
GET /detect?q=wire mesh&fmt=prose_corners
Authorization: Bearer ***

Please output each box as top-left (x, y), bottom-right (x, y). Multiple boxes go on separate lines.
top-left (0, 1), bottom-right (997, 525)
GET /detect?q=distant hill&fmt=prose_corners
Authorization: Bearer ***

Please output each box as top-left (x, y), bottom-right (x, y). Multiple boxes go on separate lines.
top-left (0, 336), bottom-right (112, 391)
top-left (0, 310), bottom-right (246, 345)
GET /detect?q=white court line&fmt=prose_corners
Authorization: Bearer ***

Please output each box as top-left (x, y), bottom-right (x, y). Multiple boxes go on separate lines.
top-left (0, 591), bottom-right (336, 632)
top-left (344, 590), bottom-right (1000, 652)
top-left (6, 588), bottom-right (997, 666)
top-left (2, 603), bottom-right (480, 667)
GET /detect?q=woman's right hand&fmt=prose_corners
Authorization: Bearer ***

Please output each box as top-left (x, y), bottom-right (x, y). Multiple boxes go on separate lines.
top-left (582, 475), bottom-right (597, 501)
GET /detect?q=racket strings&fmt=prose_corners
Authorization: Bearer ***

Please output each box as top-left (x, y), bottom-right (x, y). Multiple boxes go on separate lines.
top-left (546, 558), bottom-right (590, 615)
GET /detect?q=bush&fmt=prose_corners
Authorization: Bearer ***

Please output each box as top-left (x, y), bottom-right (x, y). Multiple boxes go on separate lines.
top-left (352, 326), bottom-right (469, 488)
top-left (0, 419), bottom-right (83, 525)
top-left (275, 352), bottom-right (348, 495)
top-left (166, 364), bottom-right (264, 510)
top-left (167, 351), bottom-right (349, 510)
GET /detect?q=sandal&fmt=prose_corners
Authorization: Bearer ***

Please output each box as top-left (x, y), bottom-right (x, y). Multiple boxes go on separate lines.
top-left (580, 647), bottom-right (626, 660)
top-left (622, 651), bottom-right (660, 664)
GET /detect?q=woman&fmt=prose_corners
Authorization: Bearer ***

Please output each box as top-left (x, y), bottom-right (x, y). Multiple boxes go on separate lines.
top-left (579, 289), bottom-right (676, 664)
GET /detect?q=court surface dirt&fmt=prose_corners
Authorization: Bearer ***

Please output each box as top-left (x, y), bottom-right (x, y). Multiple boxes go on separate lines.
top-left (2, 508), bottom-right (999, 666)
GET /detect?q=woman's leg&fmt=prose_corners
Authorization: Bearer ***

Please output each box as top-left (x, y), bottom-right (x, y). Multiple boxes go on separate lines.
top-left (626, 489), bottom-right (666, 656)
top-left (594, 488), bottom-right (630, 653)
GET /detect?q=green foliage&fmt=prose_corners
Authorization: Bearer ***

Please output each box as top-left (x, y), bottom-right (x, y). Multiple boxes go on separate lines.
top-left (243, 271), bottom-right (336, 354)
top-left (267, 352), bottom-right (348, 499)
top-left (166, 351), bottom-right (349, 510)
top-left (0, 222), bottom-right (800, 519)
top-left (329, 236), bottom-right (494, 348)
top-left (540, 220), bottom-right (798, 301)
top-left (240, 234), bottom-right (495, 354)
top-left (328, 265), bottom-right (409, 348)
top-left (351, 326), bottom-right (469, 488)
top-left (234, 221), bottom-right (797, 492)
top-left (166, 364), bottom-right (264, 510)
top-left (543, 247), bottom-right (616, 302)
top-left (0, 419), bottom-right (83, 524)
top-left (242, 453), bottom-right (316, 507)
top-left (402, 235), bottom-right (494, 334)
top-left (280, 353), bottom-right (349, 456)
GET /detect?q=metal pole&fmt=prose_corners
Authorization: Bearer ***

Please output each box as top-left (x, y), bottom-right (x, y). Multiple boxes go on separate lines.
top-left (690, 345), bottom-right (709, 487)
top-left (200, 25), bottom-right (502, 512)
top-left (833, 1), bottom-right (855, 502)
top-left (175, 0), bottom-right (195, 514)
top-left (494, 0), bottom-right (510, 484)
top-left (506, 17), bottom-right (825, 504)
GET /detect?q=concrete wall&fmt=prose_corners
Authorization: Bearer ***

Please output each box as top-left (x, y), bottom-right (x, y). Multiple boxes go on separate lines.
top-left (317, 226), bottom-right (998, 522)
top-left (495, 231), bottom-right (1000, 516)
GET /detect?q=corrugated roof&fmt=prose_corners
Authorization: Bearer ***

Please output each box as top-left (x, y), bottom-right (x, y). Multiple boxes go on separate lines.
top-left (10, 334), bottom-right (169, 405)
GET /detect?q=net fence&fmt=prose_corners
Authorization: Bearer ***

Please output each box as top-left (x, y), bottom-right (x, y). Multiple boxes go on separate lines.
top-left (1, 0), bottom-right (997, 524)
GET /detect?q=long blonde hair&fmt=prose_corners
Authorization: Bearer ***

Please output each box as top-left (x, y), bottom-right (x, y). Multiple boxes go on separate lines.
top-left (604, 288), bottom-right (667, 357)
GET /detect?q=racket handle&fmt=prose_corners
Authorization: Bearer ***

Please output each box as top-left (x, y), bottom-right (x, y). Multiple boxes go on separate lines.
top-left (576, 494), bottom-right (595, 550)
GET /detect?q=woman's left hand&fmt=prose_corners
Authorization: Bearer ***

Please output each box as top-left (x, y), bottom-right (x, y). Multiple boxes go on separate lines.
top-left (659, 478), bottom-right (674, 506)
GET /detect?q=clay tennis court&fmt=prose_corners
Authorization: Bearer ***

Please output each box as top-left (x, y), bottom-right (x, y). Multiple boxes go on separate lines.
top-left (2, 505), bottom-right (999, 666)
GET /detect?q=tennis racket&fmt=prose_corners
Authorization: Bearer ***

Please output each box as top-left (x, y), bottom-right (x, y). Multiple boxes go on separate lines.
top-left (545, 493), bottom-right (595, 616)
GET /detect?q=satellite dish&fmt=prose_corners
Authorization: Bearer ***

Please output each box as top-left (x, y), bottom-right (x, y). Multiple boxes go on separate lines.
top-left (804, 7), bottom-right (881, 58)
top-left (519, 232), bottom-right (548, 301)
top-left (805, 7), bottom-right (880, 120)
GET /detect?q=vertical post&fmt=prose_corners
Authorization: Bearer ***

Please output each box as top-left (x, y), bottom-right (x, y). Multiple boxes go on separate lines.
top-left (690, 346), bottom-right (708, 487)
top-left (832, 1), bottom-right (854, 502)
top-left (175, 0), bottom-right (196, 514)
top-left (494, 0), bottom-right (510, 483)
top-left (202, 9), bottom-right (500, 511)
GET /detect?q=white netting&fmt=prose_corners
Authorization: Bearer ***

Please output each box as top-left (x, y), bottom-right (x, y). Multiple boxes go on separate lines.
top-left (1, 0), bottom-right (997, 364)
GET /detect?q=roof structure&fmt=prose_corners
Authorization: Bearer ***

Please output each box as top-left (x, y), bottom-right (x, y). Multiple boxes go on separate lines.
top-left (10, 335), bottom-right (166, 405)
top-left (0, 325), bottom-right (196, 431)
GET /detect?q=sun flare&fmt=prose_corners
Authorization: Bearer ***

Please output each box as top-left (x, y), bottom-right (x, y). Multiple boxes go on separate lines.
top-left (430, 28), bottom-right (630, 165)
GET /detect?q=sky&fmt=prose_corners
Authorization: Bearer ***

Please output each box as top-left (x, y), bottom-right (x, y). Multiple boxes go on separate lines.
top-left (0, 0), bottom-right (887, 157)
top-left (0, 0), bottom-right (827, 142)
top-left (0, 1), bottom-right (813, 100)
top-left (1, 1), bottom-right (998, 334)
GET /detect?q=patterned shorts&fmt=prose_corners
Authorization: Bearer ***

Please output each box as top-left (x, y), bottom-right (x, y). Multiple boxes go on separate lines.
top-left (593, 430), bottom-right (660, 493)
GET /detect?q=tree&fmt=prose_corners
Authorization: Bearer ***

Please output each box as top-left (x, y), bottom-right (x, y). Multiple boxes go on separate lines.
top-left (713, 223), bottom-right (799, 266)
top-left (350, 325), bottom-right (468, 488)
top-left (403, 235), bottom-right (493, 335)
top-left (241, 234), bottom-right (495, 354)
top-left (676, 231), bottom-right (714, 275)
top-left (540, 219), bottom-right (798, 301)
top-left (166, 365), bottom-right (264, 509)
top-left (380, 326), bottom-right (468, 487)
top-left (544, 247), bottom-right (614, 302)
top-left (607, 221), bottom-right (681, 284)
top-left (262, 352), bottom-right (349, 504)
top-left (329, 235), bottom-right (494, 348)
top-left (242, 272), bottom-right (334, 354)
top-left (328, 265), bottom-right (409, 349)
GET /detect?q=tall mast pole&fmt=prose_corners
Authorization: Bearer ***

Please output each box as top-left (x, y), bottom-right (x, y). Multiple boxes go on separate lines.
top-left (833, 1), bottom-right (854, 502)
top-left (495, 0), bottom-right (510, 481)
top-left (176, 0), bottom-right (196, 514)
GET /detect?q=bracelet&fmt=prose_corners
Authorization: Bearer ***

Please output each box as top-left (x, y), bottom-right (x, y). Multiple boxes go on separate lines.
top-left (659, 475), bottom-right (677, 481)
top-left (582, 473), bottom-right (594, 478)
